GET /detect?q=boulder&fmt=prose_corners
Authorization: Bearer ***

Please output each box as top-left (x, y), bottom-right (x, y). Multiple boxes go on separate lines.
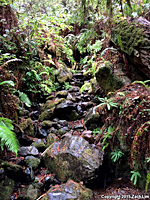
top-left (84, 108), bottom-right (101, 130)
top-left (95, 61), bottom-right (129, 94)
top-left (42, 136), bottom-right (104, 183)
top-left (17, 184), bottom-right (41, 200)
top-left (41, 179), bottom-right (93, 200)
top-left (19, 118), bottom-right (34, 137)
top-left (56, 65), bottom-right (73, 83)
top-left (19, 146), bottom-right (39, 156)
top-left (24, 156), bottom-right (41, 170)
top-left (39, 108), bottom-right (54, 121)
top-left (0, 178), bottom-right (14, 200)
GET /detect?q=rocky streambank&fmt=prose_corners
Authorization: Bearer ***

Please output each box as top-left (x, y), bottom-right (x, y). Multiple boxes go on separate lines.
top-left (0, 63), bottom-right (150, 200)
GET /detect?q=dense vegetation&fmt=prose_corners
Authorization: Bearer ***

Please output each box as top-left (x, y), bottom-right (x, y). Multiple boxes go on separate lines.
top-left (0, 0), bottom-right (150, 197)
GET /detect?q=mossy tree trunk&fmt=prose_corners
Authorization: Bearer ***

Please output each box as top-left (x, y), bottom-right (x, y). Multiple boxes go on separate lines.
top-left (111, 17), bottom-right (150, 78)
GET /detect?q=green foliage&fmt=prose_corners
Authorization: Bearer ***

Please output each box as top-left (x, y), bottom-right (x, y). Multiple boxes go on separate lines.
top-left (80, 81), bottom-right (91, 93)
top-left (92, 128), bottom-right (101, 137)
top-left (94, 97), bottom-right (119, 112)
top-left (17, 90), bottom-right (31, 107)
top-left (145, 171), bottom-right (150, 192)
top-left (130, 171), bottom-right (141, 185)
top-left (0, 117), bottom-right (19, 155)
top-left (0, 80), bottom-right (15, 87)
top-left (102, 126), bottom-right (115, 151)
top-left (62, 82), bottom-right (72, 90)
top-left (146, 157), bottom-right (150, 163)
top-left (111, 149), bottom-right (124, 162)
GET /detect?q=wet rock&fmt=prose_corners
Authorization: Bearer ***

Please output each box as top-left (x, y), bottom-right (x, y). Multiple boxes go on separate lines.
top-left (41, 179), bottom-right (93, 200)
top-left (42, 136), bottom-right (104, 183)
top-left (74, 124), bottom-right (84, 130)
top-left (46, 133), bottom-right (59, 148)
top-left (39, 108), bottom-right (54, 121)
top-left (24, 156), bottom-right (41, 170)
top-left (56, 65), bottom-right (73, 83)
top-left (68, 86), bottom-right (80, 92)
top-left (56, 90), bottom-right (68, 98)
top-left (32, 139), bottom-right (46, 151)
top-left (44, 98), bottom-right (65, 110)
top-left (42, 174), bottom-right (60, 191)
top-left (95, 61), bottom-right (126, 94)
top-left (19, 146), bottom-right (39, 156)
top-left (77, 104), bottom-right (83, 115)
top-left (2, 161), bottom-right (24, 182)
top-left (17, 184), bottom-right (41, 200)
top-left (49, 127), bottom-right (58, 134)
top-left (66, 93), bottom-right (76, 102)
top-left (54, 100), bottom-right (77, 120)
top-left (37, 128), bottom-right (47, 138)
top-left (72, 73), bottom-right (85, 87)
top-left (84, 108), bottom-right (101, 130)
top-left (81, 94), bottom-right (91, 101)
top-left (82, 130), bottom-right (95, 143)
top-left (59, 120), bottom-right (68, 126)
top-left (19, 118), bottom-right (35, 137)
top-left (58, 127), bottom-right (70, 136)
top-left (67, 110), bottom-right (80, 121)
top-left (81, 102), bottom-right (94, 110)
top-left (24, 167), bottom-right (35, 182)
top-left (30, 111), bottom-right (39, 120)
top-left (0, 178), bottom-right (14, 200)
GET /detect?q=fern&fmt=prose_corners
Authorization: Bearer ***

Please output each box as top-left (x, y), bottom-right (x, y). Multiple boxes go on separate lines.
top-left (0, 118), bottom-right (19, 155)
top-left (18, 90), bottom-right (31, 107)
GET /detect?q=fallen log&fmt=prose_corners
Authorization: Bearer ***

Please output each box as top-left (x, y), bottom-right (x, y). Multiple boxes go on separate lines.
top-left (111, 17), bottom-right (150, 78)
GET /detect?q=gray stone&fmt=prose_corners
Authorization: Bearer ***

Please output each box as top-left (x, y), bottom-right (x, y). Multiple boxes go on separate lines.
top-left (17, 184), bottom-right (41, 200)
top-left (41, 179), bottom-right (93, 200)
top-left (84, 108), bottom-right (101, 130)
top-left (24, 156), bottom-right (41, 170)
top-left (19, 146), bottom-right (39, 156)
top-left (42, 136), bottom-right (104, 183)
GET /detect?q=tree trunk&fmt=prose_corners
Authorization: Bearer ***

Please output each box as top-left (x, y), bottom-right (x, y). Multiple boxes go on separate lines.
top-left (0, 3), bottom-right (24, 55)
top-left (111, 17), bottom-right (150, 78)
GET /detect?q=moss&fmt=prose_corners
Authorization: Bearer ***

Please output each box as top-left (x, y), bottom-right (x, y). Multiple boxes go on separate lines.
top-left (44, 98), bottom-right (65, 110)
top-left (112, 19), bottom-right (148, 55)
top-left (19, 118), bottom-right (34, 137)
top-left (0, 178), bottom-right (14, 200)
top-left (39, 108), bottom-right (54, 121)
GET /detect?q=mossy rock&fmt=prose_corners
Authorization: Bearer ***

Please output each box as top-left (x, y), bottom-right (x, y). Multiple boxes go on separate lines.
top-left (56, 65), bottom-right (73, 83)
top-left (41, 179), bottom-right (93, 200)
top-left (95, 61), bottom-right (124, 94)
top-left (19, 118), bottom-right (34, 137)
top-left (39, 108), bottom-right (54, 121)
top-left (17, 184), bottom-right (41, 200)
top-left (42, 136), bottom-right (104, 183)
top-left (56, 90), bottom-right (68, 98)
top-left (0, 178), bottom-right (14, 200)
top-left (24, 156), bottom-right (41, 170)
top-left (2, 161), bottom-right (24, 182)
top-left (44, 98), bottom-right (65, 110)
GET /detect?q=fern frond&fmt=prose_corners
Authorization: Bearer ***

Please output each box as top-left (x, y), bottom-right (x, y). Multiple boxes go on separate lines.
top-left (0, 125), bottom-right (19, 155)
